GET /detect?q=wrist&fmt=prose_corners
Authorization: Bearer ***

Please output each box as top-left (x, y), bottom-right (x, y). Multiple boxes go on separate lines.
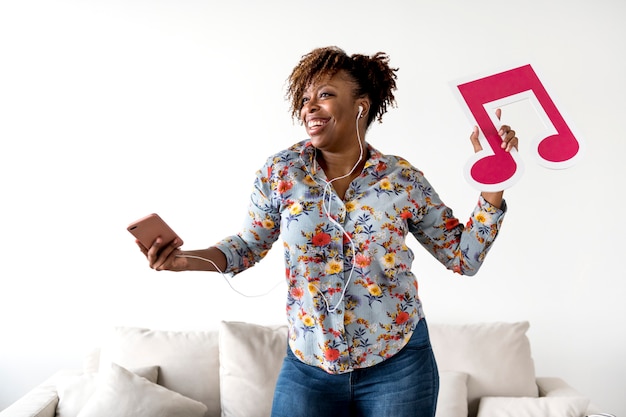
top-left (179, 247), bottom-right (227, 272)
top-left (480, 191), bottom-right (504, 209)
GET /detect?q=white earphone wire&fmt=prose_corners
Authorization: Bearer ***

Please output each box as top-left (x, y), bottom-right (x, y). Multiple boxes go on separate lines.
top-left (204, 107), bottom-right (365, 310)
top-left (175, 254), bottom-right (284, 298)
top-left (306, 107), bottom-right (364, 312)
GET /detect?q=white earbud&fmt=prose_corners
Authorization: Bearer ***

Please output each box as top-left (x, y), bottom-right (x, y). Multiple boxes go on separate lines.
top-left (358, 105), bottom-right (364, 118)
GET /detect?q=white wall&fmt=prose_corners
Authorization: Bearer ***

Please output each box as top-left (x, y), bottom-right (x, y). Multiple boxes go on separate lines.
top-left (1, 0), bottom-right (624, 414)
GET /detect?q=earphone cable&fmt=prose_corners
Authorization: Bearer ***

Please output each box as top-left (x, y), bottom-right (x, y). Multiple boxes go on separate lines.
top-left (175, 254), bottom-right (284, 298)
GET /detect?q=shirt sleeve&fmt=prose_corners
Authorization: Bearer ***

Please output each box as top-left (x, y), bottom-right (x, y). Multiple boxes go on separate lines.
top-left (214, 159), bottom-right (282, 275)
top-left (410, 190), bottom-right (506, 276)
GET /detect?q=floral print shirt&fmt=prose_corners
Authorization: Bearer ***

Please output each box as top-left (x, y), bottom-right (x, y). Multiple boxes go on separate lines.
top-left (215, 140), bottom-right (506, 374)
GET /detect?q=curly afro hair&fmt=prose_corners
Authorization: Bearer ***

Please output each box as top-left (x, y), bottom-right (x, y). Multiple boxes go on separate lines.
top-left (286, 46), bottom-right (398, 127)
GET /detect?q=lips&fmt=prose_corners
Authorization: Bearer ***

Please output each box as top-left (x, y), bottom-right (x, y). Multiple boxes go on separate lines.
top-left (306, 117), bottom-right (329, 135)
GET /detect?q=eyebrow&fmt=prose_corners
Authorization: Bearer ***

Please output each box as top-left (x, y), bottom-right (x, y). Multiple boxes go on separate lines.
top-left (305, 82), bottom-right (337, 95)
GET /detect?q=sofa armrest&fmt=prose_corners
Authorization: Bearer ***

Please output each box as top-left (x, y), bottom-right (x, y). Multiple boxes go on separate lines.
top-left (0, 385), bottom-right (58, 417)
top-left (536, 377), bottom-right (603, 415)
top-left (0, 370), bottom-right (84, 417)
top-left (536, 376), bottom-right (586, 397)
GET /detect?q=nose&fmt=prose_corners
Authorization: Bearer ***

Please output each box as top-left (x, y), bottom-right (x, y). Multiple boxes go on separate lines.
top-left (301, 96), bottom-right (319, 118)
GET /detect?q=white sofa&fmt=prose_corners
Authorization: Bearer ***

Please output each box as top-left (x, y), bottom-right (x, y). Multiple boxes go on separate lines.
top-left (0, 321), bottom-right (599, 417)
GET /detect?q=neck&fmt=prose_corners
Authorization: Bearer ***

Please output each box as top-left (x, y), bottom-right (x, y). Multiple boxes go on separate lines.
top-left (316, 142), bottom-right (367, 182)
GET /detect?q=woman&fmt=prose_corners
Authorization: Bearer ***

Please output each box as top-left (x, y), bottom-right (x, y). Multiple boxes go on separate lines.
top-left (139, 46), bottom-right (517, 417)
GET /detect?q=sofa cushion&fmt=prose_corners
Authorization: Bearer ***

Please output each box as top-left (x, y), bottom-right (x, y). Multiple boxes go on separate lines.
top-left (97, 326), bottom-right (220, 417)
top-left (435, 371), bottom-right (469, 417)
top-left (76, 363), bottom-right (207, 417)
top-left (218, 321), bottom-right (288, 417)
top-left (429, 321), bottom-right (538, 416)
top-left (476, 396), bottom-right (590, 417)
top-left (56, 365), bottom-right (159, 417)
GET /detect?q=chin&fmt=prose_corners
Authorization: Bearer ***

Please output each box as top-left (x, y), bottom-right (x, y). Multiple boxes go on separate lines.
top-left (308, 135), bottom-right (324, 148)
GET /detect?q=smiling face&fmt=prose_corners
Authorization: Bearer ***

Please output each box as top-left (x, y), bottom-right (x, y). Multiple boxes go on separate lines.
top-left (300, 70), bottom-right (364, 153)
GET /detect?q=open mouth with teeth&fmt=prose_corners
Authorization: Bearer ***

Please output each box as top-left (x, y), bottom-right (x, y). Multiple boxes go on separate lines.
top-left (307, 118), bottom-right (329, 135)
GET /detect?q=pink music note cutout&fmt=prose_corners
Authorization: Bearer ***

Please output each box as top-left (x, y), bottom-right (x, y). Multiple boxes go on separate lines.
top-left (453, 64), bottom-right (583, 191)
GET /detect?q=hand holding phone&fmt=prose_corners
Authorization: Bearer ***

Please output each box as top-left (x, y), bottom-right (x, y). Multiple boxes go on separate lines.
top-left (127, 213), bottom-right (183, 249)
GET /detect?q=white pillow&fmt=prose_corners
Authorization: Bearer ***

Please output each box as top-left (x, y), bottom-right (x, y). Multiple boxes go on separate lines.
top-left (435, 371), bottom-right (469, 417)
top-left (429, 321), bottom-right (538, 416)
top-left (97, 326), bottom-right (220, 416)
top-left (56, 365), bottom-right (159, 417)
top-left (76, 363), bottom-right (207, 417)
top-left (218, 321), bottom-right (288, 417)
top-left (476, 396), bottom-right (590, 417)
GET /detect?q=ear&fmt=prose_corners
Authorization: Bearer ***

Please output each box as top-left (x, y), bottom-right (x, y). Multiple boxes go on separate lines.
top-left (358, 100), bottom-right (370, 119)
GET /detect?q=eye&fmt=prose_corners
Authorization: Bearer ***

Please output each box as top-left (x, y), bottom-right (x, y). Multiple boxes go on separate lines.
top-left (319, 91), bottom-right (332, 98)
top-left (301, 96), bottom-right (310, 106)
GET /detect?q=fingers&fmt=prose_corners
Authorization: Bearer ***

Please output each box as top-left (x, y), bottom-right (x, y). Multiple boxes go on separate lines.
top-left (145, 237), bottom-right (160, 268)
top-left (155, 240), bottom-right (181, 271)
top-left (498, 125), bottom-right (518, 152)
top-left (137, 236), bottom-right (184, 272)
top-left (468, 108), bottom-right (518, 153)
top-left (494, 108), bottom-right (518, 152)
top-left (469, 125), bottom-right (482, 152)
top-left (469, 124), bottom-right (519, 153)
top-left (145, 237), bottom-right (181, 270)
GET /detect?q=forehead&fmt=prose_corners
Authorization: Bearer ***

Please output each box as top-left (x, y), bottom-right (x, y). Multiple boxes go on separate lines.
top-left (304, 70), bottom-right (356, 94)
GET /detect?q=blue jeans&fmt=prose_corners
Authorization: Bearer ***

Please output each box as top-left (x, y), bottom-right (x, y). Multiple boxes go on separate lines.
top-left (270, 319), bottom-right (439, 417)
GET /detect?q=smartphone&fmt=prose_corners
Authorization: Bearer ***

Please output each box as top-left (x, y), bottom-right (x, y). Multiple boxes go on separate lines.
top-left (127, 213), bottom-right (183, 249)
